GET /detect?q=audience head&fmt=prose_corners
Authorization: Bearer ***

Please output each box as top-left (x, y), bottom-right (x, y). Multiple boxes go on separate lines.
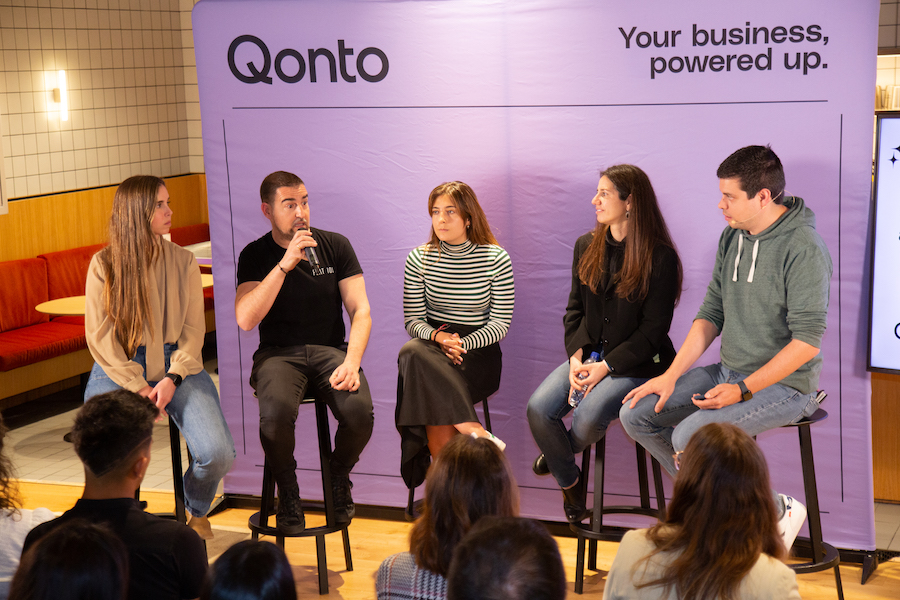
top-left (640, 422), bottom-right (783, 600)
top-left (259, 171), bottom-right (305, 206)
top-left (9, 519), bottom-right (128, 600)
top-left (447, 516), bottom-right (565, 600)
top-left (668, 422), bottom-right (781, 550)
top-left (410, 434), bottom-right (518, 577)
top-left (76, 390), bottom-right (157, 481)
top-left (716, 144), bottom-right (786, 204)
top-left (427, 181), bottom-right (498, 247)
top-left (199, 540), bottom-right (296, 600)
top-left (0, 413), bottom-right (21, 511)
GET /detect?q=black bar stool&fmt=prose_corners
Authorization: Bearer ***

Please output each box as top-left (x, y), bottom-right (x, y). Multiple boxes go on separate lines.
top-left (781, 405), bottom-right (843, 599)
top-left (570, 435), bottom-right (667, 595)
top-left (405, 395), bottom-right (492, 520)
top-left (248, 396), bottom-right (352, 595)
top-left (135, 416), bottom-right (188, 525)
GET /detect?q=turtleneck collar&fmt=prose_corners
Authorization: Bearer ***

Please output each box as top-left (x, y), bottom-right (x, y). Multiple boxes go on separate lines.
top-left (439, 239), bottom-right (475, 255)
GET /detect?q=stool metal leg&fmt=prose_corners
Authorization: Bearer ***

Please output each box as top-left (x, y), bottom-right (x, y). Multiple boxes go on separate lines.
top-left (342, 528), bottom-right (353, 571)
top-left (574, 534), bottom-right (587, 595)
top-left (316, 534), bottom-right (328, 595)
top-left (168, 416), bottom-right (187, 525)
top-left (635, 445), bottom-right (650, 511)
top-left (651, 456), bottom-right (666, 520)
top-left (797, 423), bottom-right (843, 600)
top-left (481, 395), bottom-right (492, 432)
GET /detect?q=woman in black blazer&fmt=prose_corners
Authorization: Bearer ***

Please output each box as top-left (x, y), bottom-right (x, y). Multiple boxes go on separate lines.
top-left (526, 164), bottom-right (682, 523)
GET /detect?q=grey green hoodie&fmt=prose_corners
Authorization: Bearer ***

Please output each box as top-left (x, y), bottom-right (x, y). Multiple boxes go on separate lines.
top-left (695, 196), bottom-right (832, 394)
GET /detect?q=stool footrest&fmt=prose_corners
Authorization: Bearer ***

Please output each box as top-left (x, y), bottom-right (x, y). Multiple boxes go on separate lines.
top-left (248, 512), bottom-right (348, 539)
top-left (789, 538), bottom-right (841, 574)
top-left (569, 522), bottom-right (630, 543)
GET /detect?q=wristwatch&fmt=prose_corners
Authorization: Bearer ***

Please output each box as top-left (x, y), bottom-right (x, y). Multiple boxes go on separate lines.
top-left (737, 380), bottom-right (753, 402)
top-left (165, 373), bottom-right (183, 387)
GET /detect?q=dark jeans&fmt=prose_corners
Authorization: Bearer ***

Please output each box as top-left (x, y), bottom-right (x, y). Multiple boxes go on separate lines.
top-left (250, 344), bottom-right (374, 481)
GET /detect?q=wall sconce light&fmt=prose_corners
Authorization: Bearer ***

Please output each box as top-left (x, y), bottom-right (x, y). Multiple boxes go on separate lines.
top-left (52, 70), bottom-right (68, 122)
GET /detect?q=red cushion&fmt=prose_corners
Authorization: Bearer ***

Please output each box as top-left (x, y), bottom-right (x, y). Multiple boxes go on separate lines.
top-left (203, 287), bottom-right (214, 312)
top-left (52, 315), bottom-right (85, 326)
top-left (169, 223), bottom-right (210, 246)
top-left (39, 244), bottom-right (105, 300)
top-left (0, 322), bottom-right (87, 371)
top-left (0, 259), bottom-right (49, 333)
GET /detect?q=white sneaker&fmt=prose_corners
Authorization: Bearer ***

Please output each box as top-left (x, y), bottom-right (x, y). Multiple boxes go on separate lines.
top-left (472, 431), bottom-right (506, 452)
top-left (778, 494), bottom-right (807, 551)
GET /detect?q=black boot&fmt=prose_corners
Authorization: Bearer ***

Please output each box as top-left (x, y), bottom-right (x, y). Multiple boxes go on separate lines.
top-left (331, 475), bottom-right (355, 524)
top-left (561, 473), bottom-right (588, 523)
top-left (275, 476), bottom-right (305, 534)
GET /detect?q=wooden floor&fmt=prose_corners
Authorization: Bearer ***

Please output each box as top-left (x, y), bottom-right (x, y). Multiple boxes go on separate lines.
top-left (17, 481), bottom-right (900, 599)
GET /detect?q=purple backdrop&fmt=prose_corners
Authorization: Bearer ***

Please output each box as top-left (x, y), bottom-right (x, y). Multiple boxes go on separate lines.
top-left (194, 0), bottom-right (878, 550)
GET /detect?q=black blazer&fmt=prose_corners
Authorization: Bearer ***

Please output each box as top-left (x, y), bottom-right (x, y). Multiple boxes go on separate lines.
top-left (563, 231), bottom-right (679, 378)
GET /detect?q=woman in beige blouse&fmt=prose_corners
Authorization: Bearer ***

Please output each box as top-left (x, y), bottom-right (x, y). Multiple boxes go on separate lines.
top-left (84, 175), bottom-right (234, 539)
top-left (603, 422), bottom-right (800, 600)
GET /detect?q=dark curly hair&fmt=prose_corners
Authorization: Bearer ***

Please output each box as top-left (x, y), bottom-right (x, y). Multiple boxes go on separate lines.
top-left (76, 390), bottom-right (157, 477)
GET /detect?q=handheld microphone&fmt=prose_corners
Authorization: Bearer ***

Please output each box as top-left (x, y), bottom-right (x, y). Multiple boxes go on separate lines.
top-left (305, 247), bottom-right (321, 269)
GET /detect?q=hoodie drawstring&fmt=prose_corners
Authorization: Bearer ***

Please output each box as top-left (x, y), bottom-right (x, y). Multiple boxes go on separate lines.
top-left (732, 234), bottom-right (760, 283)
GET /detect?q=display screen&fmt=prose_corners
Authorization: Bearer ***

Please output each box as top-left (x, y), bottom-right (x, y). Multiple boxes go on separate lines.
top-left (868, 114), bottom-right (900, 373)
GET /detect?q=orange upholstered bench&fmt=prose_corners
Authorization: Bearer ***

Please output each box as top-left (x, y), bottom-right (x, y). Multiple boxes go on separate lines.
top-left (0, 256), bottom-right (93, 404)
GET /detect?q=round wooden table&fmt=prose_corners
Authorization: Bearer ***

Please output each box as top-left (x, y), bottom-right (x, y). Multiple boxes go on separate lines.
top-left (35, 275), bottom-right (213, 316)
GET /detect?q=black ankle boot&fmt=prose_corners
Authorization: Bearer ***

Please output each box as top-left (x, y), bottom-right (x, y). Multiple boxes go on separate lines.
top-left (275, 478), bottom-right (305, 534)
top-left (561, 474), bottom-right (588, 523)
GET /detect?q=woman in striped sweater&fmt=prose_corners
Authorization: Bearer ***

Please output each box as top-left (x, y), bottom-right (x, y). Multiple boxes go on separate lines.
top-left (396, 181), bottom-right (514, 489)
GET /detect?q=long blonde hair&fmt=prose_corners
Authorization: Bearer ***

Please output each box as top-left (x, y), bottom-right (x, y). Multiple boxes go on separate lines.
top-left (98, 176), bottom-right (166, 357)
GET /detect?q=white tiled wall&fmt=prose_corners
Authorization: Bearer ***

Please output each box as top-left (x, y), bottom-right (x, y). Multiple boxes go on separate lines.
top-left (0, 0), bottom-right (202, 200)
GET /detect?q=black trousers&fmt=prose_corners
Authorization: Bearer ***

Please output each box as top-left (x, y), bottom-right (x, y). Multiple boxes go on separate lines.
top-left (250, 344), bottom-right (374, 481)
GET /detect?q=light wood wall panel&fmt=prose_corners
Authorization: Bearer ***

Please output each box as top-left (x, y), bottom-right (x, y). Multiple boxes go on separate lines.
top-left (0, 174), bottom-right (208, 263)
top-left (873, 372), bottom-right (900, 503)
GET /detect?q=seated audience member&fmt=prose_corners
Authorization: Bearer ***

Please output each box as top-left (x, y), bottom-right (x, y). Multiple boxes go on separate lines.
top-left (9, 519), bottom-right (128, 600)
top-left (376, 435), bottom-right (518, 600)
top-left (0, 415), bottom-right (54, 600)
top-left (23, 390), bottom-right (208, 600)
top-left (199, 540), bottom-right (296, 600)
top-left (602, 422), bottom-right (800, 600)
top-left (447, 516), bottom-right (566, 600)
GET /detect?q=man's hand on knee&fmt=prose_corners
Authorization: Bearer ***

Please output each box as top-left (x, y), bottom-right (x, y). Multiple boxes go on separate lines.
top-left (329, 362), bottom-right (361, 392)
top-left (623, 374), bottom-right (676, 412)
top-left (692, 383), bottom-right (741, 409)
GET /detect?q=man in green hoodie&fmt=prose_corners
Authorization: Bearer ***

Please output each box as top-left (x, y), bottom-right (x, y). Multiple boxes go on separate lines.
top-left (620, 145), bottom-right (832, 542)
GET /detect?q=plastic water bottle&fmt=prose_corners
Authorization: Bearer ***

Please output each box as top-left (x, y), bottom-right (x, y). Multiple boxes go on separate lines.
top-left (569, 351), bottom-right (602, 407)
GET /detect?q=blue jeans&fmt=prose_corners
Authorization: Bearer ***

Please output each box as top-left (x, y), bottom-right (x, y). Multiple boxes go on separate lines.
top-left (527, 361), bottom-right (647, 488)
top-left (84, 344), bottom-right (236, 518)
top-left (619, 363), bottom-right (820, 477)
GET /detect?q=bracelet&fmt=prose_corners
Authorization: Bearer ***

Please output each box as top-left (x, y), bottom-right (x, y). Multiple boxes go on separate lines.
top-left (277, 263), bottom-right (288, 274)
